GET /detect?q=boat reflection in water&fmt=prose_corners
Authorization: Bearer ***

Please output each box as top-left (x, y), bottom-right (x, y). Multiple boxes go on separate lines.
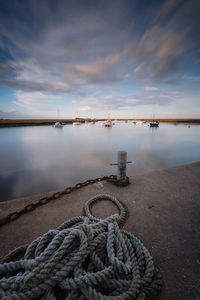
top-left (103, 119), bottom-right (114, 127)
top-left (54, 122), bottom-right (63, 128)
top-left (73, 121), bottom-right (82, 126)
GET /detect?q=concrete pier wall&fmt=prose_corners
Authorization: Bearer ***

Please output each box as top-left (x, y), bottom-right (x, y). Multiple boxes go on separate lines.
top-left (0, 162), bottom-right (200, 299)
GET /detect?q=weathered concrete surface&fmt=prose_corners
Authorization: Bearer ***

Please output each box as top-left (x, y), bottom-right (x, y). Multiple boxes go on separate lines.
top-left (0, 162), bottom-right (200, 300)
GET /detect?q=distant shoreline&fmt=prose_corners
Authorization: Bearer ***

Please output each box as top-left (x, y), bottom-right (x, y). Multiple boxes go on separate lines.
top-left (0, 119), bottom-right (79, 128)
top-left (0, 118), bottom-right (200, 127)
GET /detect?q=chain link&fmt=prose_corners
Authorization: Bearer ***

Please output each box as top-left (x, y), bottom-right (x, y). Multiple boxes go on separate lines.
top-left (0, 175), bottom-right (117, 228)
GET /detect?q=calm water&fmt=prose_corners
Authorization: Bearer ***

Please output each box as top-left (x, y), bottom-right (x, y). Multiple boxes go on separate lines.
top-left (0, 122), bottom-right (200, 201)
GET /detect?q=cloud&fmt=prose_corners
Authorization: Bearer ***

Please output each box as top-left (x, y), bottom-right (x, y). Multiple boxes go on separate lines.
top-left (14, 90), bottom-right (66, 105)
top-left (134, 64), bottom-right (144, 73)
top-left (1, 0), bottom-right (199, 88)
top-left (0, 0), bottom-right (199, 118)
top-left (0, 58), bottom-right (73, 93)
top-left (144, 86), bottom-right (159, 92)
top-left (0, 3), bottom-right (125, 93)
top-left (13, 90), bottom-right (68, 117)
top-left (156, 0), bottom-right (183, 19)
top-left (0, 0), bottom-right (128, 92)
top-left (77, 106), bottom-right (92, 111)
top-left (134, 0), bottom-right (200, 80)
top-left (74, 91), bottom-right (177, 112)
top-left (133, 25), bottom-right (184, 79)
top-left (67, 54), bottom-right (121, 83)
top-left (0, 109), bottom-right (17, 116)
top-left (1, 78), bottom-right (72, 93)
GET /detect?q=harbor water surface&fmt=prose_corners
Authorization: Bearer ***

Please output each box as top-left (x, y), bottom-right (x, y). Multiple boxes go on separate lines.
top-left (0, 122), bottom-right (200, 201)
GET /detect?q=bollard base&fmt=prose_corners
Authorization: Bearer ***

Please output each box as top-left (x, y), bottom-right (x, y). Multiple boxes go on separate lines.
top-left (108, 176), bottom-right (130, 187)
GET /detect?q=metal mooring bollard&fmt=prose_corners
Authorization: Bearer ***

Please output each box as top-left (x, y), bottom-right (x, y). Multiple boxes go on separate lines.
top-left (110, 151), bottom-right (132, 186)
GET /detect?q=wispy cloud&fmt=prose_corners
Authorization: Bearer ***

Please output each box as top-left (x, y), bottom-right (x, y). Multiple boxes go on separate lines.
top-left (156, 0), bottom-right (183, 19)
top-left (0, 109), bottom-right (17, 115)
top-left (132, 26), bottom-right (184, 80)
top-left (134, 64), bottom-right (144, 73)
top-left (66, 54), bottom-right (121, 83)
top-left (13, 91), bottom-right (68, 117)
top-left (144, 86), bottom-right (159, 92)
top-left (73, 91), bottom-right (178, 112)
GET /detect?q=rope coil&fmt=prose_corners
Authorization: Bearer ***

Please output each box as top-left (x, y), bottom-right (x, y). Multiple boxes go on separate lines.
top-left (0, 194), bottom-right (162, 299)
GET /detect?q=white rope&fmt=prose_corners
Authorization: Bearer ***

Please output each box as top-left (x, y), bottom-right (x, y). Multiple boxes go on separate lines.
top-left (0, 194), bottom-right (162, 299)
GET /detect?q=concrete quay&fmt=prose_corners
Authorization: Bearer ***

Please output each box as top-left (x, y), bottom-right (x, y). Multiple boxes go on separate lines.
top-left (0, 162), bottom-right (200, 300)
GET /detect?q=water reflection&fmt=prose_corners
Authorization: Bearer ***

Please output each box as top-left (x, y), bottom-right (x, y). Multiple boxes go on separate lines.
top-left (149, 126), bottom-right (159, 133)
top-left (0, 122), bottom-right (200, 201)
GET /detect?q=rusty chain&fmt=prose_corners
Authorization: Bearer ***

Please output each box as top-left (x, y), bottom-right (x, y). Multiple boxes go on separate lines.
top-left (0, 175), bottom-right (118, 228)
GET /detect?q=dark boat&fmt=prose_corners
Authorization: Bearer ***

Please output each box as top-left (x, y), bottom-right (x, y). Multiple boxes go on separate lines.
top-left (149, 121), bottom-right (159, 127)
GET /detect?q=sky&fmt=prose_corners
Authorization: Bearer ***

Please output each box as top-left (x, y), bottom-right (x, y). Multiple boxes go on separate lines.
top-left (0, 0), bottom-right (200, 119)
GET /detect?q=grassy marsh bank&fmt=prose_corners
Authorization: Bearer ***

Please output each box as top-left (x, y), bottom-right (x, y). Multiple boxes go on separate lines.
top-left (0, 118), bottom-right (200, 127)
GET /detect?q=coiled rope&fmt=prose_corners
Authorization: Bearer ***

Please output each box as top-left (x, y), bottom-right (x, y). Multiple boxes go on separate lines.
top-left (0, 194), bottom-right (162, 300)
